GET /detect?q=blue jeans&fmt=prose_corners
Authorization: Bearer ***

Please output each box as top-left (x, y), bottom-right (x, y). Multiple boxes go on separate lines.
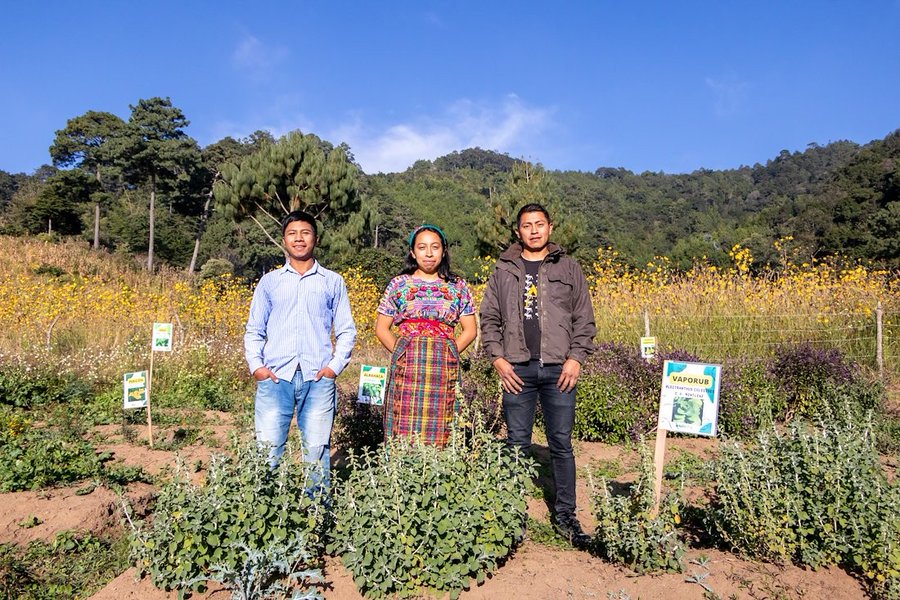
top-left (502, 360), bottom-right (577, 518)
top-left (254, 369), bottom-right (336, 491)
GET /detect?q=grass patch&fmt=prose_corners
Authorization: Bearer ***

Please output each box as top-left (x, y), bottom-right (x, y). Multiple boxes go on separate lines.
top-left (0, 531), bottom-right (130, 600)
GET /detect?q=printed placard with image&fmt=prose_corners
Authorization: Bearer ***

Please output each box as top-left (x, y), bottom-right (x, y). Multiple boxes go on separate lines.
top-left (657, 360), bottom-right (721, 436)
top-left (357, 364), bottom-right (387, 405)
top-left (152, 322), bottom-right (173, 352)
top-left (123, 370), bottom-right (148, 409)
top-left (640, 336), bottom-right (657, 360)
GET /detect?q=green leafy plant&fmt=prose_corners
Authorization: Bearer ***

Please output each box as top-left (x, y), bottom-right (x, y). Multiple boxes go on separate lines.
top-left (156, 370), bottom-right (239, 411)
top-left (588, 457), bottom-right (625, 480)
top-left (18, 515), bottom-right (42, 529)
top-left (707, 409), bottom-right (900, 599)
top-left (0, 413), bottom-right (104, 491)
top-left (129, 437), bottom-right (326, 599)
top-left (333, 388), bottom-right (384, 452)
top-left (718, 358), bottom-right (784, 437)
top-left (664, 449), bottom-right (711, 486)
top-left (590, 441), bottom-right (686, 573)
top-left (0, 366), bottom-right (92, 409)
top-left (0, 531), bottom-right (130, 600)
top-left (574, 373), bottom-right (639, 443)
top-left (877, 412), bottom-right (900, 456)
top-left (182, 536), bottom-right (324, 600)
top-left (458, 350), bottom-right (505, 435)
top-left (327, 421), bottom-right (536, 599)
top-left (524, 516), bottom-right (570, 549)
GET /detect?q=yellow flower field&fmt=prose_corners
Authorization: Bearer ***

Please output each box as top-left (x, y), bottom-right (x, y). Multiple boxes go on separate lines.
top-left (0, 236), bottom-right (896, 387)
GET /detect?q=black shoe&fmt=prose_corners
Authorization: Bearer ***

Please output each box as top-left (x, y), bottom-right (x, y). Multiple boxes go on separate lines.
top-left (554, 515), bottom-right (591, 549)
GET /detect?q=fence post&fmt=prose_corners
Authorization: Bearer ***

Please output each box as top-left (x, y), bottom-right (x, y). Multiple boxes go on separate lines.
top-left (644, 309), bottom-right (650, 338)
top-left (876, 301), bottom-right (883, 379)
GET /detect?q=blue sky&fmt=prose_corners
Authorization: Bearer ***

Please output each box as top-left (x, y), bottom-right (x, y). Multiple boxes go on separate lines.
top-left (2, 1), bottom-right (898, 176)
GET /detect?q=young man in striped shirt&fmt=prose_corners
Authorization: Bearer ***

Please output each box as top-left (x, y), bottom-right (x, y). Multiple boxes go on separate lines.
top-left (244, 210), bottom-right (357, 490)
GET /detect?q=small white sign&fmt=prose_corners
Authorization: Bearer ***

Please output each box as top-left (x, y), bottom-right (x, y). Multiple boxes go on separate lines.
top-left (357, 364), bottom-right (387, 405)
top-left (152, 322), bottom-right (173, 352)
top-left (640, 336), bottom-right (657, 360)
top-left (123, 370), bottom-right (148, 409)
top-left (657, 360), bottom-right (721, 436)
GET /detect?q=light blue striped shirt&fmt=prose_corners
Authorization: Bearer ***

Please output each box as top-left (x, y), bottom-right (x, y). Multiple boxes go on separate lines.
top-left (244, 261), bottom-right (357, 382)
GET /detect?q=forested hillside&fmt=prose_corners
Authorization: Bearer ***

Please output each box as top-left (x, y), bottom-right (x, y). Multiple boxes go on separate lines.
top-left (0, 98), bottom-right (896, 280)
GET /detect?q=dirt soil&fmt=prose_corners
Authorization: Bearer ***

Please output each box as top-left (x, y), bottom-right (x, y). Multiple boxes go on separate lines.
top-left (0, 418), bottom-right (870, 600)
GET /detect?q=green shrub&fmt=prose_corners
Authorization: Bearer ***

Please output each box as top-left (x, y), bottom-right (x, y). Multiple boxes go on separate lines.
top-left (327, 424), bottom-right (535, 599)
top-left (458, 350), bottom-right (504, 435)
top-left (0, 531), bottom-right (130, 600)
top-left (718, 358), bottom-right (784, 437)
top-left (154, 369), bottom-right (240, 411)
top-left (130, 438), bottom-right (326, 599)
top-left (199, 258), bottom-right (234, 281)
top-left (663, 449), bottom-right (711, 486)
top-left (333, 388), bottom-right (384, 452)
top-left (0, 413), bottom-right (104, 492)
top-left (575, 343), bottom-right (701, 442)
top-left (707, 412), bottom-right (900, 598)
top-left (877, 412), bottom-right (900, 456)
top-left (0, 366), bottom-right (92, 409)
top-left (574, 374), bottom-right (639, 443)
top-left (590, 441), bottom-right (686, 573)
top-left (771, 344), bottom-right (856, 419)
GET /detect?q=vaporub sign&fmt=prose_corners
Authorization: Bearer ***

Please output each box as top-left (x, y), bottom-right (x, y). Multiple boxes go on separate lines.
top-left (657, 360), bottom-right (721, 436)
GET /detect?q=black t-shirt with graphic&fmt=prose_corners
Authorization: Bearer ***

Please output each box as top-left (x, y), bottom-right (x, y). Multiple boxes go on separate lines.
top-left (522, 258), bottom-right (542, 360)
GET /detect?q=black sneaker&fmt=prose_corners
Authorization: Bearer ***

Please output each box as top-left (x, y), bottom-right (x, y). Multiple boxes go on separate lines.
top-left (554, 515), bottom-right (591, 549)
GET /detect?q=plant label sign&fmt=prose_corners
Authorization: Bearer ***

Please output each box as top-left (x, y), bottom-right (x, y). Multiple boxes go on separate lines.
top-left (123, 370), bottom-right (148, 409)
top-left (640, 336), bottom-right (657, 360)
top-left (152, 322), bottom-right (173, 352)
top-left (657, 360), bottom-right (721, 436)
top-left (357, 364), bottom-right (387, 405)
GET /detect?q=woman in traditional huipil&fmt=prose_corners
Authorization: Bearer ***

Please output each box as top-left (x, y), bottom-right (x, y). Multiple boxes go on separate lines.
top-left (375, 225), bottom-right (477, 447)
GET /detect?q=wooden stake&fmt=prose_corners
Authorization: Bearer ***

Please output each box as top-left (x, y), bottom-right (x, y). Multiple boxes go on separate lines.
top-left (147, 348), bottom-right (155, 448)
top-left (876, 301), bottom-right (884, 380)
top-left (651, 426), bottom-right (668, 517)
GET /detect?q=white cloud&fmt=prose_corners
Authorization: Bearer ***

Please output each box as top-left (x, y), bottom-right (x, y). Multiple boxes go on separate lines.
top-left (332, 95), bottom-right (554, 174)
top-left (705, 76), bottom-right (750, 117)
top-left (232, 34), bottom-right (289, 81)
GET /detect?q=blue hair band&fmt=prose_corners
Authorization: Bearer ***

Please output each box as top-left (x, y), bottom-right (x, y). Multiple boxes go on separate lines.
top-left (408, 224), bottom-right (447, 248)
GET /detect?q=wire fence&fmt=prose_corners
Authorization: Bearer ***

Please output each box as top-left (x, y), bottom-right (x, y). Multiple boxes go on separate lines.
top-left (597, 305), bottom-right (896, 378)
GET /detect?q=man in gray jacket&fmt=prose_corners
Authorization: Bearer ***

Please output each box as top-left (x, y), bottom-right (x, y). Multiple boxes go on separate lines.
top-left (480, 203), bottom-right (596, 547)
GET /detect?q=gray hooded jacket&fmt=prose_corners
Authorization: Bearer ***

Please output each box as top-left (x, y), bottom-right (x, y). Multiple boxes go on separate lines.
top-left (480, 242), bottom-right (596, 365)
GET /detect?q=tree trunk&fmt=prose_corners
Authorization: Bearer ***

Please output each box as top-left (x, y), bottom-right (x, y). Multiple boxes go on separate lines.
top-left (93, 203), bottom-right (100, 249)
top-left (93, 167), bottom-right (101, 249)
top-left (147, 172), bottom-right (156, 271)
top-left (188, 176), bottom-right (217, 273)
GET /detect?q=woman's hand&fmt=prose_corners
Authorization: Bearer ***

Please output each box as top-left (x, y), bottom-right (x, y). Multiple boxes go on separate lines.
top-left (375, 313), bottom-right (397, 353)
top-left (454, 314), bottom-right (478, 354)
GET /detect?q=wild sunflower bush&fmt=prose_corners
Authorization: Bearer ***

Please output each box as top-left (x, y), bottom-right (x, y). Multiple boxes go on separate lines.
top-left (589, 441), bottom-right (686, 573)
top-left (327, 423), bottom-right (535, 599)
top-left (708, 411), bottom-right (900, 599)
top-left (130, 438), bottom-right (326, 599)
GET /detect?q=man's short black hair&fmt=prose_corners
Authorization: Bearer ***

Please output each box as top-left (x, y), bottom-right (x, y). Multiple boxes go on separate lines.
top-left (281, 210), bottom-right (318, 240)
top-left (516, 203), bottom-right (552, 228)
